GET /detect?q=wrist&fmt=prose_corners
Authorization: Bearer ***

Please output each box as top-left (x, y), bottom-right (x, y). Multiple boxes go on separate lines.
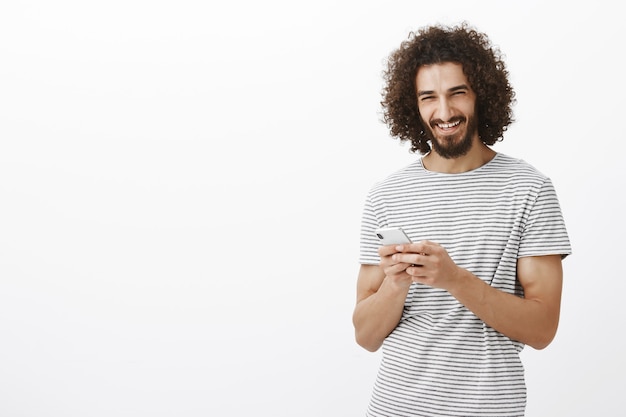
top-left (382, 274), bottom-right (413, 293)
top-left (447, 267), bottom-right (474, 295)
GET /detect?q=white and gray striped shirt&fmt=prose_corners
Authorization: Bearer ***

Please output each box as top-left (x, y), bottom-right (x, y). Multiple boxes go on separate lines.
top-left (359, 153), bottom-right (571, 417)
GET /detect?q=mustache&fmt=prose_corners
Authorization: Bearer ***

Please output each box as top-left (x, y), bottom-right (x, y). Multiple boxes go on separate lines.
top-left (429, 116), bottom-right (466, 128)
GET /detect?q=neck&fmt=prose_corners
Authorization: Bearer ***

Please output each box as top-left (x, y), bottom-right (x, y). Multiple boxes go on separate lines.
top-left (422, 140), bottom-right (496, 174)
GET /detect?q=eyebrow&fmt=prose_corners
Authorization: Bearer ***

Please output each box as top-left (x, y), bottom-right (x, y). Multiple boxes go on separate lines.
top-left (417, 84), bottom-right (471, 97)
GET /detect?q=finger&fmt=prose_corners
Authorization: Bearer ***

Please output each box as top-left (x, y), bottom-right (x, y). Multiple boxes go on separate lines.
top-left (393, 252), bottom-right (425, 266)
top-left (393, 262), bottom-right (412, 273)
top-left (394, 241), bottom-right (431, 254)
top-left (390, 266), bottom-right (415, 280)
top-left (406, 263), bottom-right (423, 271)
top-left (378, 244), bottom-right (401, 257)
top-left (416, 240), bottom-right (442, 255)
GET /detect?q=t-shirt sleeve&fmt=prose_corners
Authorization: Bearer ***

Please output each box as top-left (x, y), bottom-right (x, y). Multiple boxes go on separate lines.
top-left (358, 193), bottom-right (383, 265)
top-left (518, 178), bottom-right (572, 259)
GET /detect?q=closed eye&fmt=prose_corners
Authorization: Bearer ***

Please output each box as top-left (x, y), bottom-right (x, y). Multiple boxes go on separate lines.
top-left (449, 85), bottom-right (471, 96)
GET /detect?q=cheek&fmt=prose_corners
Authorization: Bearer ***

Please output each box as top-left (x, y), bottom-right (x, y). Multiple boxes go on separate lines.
top-left (459, 97), bottom-right (477, 114)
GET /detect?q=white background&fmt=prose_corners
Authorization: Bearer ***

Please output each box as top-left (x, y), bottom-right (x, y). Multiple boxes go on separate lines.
top-left (1, 1), bottom-right (623, 416)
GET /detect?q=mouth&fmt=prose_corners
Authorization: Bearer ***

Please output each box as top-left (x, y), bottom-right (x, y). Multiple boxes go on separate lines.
top-left (434, 119), bottom-right (462, 132)
top-left (437, 120), bottom-right (461, 130)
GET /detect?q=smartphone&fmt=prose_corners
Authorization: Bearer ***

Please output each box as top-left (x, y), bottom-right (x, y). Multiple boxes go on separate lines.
top-left (375, 227), bottom-right (412, 245)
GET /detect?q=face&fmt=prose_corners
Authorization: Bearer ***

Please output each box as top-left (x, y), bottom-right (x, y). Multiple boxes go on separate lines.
top-left (415, 62), bottom-right (478, 159)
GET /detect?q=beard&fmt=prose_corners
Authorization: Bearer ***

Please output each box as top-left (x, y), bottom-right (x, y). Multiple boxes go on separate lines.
top-left (423, 115), bottom-right (478, 159)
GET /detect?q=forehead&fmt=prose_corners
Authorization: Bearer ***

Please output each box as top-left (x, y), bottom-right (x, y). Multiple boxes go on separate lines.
top-left (415, 62), bottom-right (470, 91)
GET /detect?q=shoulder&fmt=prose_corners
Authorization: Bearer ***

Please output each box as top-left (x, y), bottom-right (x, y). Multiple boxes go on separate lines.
top-left (487, 153), bottom-right (552, 185)
top-left (367, 159), bottom-right (423, 197)
top-left (490, 153), bottom-right (546, 175)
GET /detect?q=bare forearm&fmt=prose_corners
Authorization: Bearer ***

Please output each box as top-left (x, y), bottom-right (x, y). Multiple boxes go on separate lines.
top-left (448, 269), bottom-right (560, 349)
top-left (352, 278), bottom-right (410, 352)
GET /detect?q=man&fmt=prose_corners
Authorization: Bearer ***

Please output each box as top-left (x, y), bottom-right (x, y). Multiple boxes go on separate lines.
top-left (353, 23), bottom-right (571, 417)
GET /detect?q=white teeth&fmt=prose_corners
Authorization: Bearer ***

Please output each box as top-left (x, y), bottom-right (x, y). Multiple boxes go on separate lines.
top-left (438, 120), bottom-right (460, 129)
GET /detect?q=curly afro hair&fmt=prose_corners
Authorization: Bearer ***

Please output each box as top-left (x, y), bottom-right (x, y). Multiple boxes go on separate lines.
top-left (381, 22), bottom-right (515, 154)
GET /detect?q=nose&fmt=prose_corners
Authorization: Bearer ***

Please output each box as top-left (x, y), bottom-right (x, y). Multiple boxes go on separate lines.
top-left (435, 98), bottom-right (453, 121)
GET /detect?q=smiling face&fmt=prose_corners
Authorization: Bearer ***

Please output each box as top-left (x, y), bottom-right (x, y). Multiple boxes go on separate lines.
top-left (416, 62), bottom-right (479, 159)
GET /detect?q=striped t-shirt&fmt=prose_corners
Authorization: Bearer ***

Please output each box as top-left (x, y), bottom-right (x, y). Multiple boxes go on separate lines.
top-left (359, 153), bottom-right (571, 417)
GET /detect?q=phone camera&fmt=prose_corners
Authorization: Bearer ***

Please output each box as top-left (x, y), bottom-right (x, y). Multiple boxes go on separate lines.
top-left (376, 233), bottom-right (384, 239)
